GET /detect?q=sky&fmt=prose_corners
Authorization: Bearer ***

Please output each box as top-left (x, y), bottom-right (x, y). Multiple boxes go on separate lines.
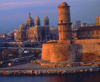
top-left (0, 0), bottom-right (100, 33)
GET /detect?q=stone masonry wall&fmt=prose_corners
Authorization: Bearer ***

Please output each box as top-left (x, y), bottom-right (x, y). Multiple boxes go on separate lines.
top-left (41, 42), bottom-right (82, 62)
top-left (50, 44), bottom-right (82, 62)
top-left (50, 44), bottom-right (74, 62)
top-left (41, 44), bottom-right (51, 60)
top-left (41, 39), bottom-right (100, 62)
top-left (75, 39), bottom-right (100, 61)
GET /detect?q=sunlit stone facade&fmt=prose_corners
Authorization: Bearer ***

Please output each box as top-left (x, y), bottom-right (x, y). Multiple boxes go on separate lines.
top-left (77, 26), bottom-right (100, 39)
top-left (58, 2), bottom-right (72, 40)
top-left (14, 13), bottom-right (50, 42)
top-left (95, 16), bottom-right (100, 26)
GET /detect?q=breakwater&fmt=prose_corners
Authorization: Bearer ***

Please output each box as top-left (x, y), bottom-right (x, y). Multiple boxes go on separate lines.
top-left (0, 66), bottom-right (100, 76)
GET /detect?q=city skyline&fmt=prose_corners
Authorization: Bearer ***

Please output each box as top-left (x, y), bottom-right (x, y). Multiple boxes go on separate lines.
top-left (0, 0), bottom-right (100, 33)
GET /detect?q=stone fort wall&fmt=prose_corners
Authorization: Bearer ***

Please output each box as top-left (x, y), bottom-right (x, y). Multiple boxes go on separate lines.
top-left (41, 42), bottom-right (82, 62)
top-left (42, 39), bottom-right (100, 62)
top-left (41, 44), bottom-right (51, 60)
top-left (50, 44), bottom-right (82, 62)
top-left (75, 39), bottom-right (100, 61)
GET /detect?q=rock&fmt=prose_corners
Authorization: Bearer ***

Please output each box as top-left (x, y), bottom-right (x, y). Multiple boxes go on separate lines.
top-left (89, 68), bottom-right (93, 72)
top-left (80, 70), bottom-right (83, 72)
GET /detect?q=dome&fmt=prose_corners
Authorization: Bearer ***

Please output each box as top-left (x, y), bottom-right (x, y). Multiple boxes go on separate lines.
top-left (25, 13), bottom-right (34, 27)
top-left (59, 2), bottom-right (68, 6)
top-left (96, 16), bottom-right (100, 19)
top-left (35, 16), bottom-right (40, 25)
top-left (44, 16), bottom-right (49, 21)
top-left (19, 24), bottom-right (25, 29)
top-left (44, 16), bottom-right (49, 25)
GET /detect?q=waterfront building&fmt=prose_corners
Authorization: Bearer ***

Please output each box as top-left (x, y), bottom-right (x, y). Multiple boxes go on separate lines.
top-left (77, 26), bottom-right (100, 39)
top-left (72, 21), bottom-right (81, 28)
top-left (81, 23), bottom-right (88, 27)
top-left (95, 16), bottom-right (100, 26)
top-left (88, 24), bottom-right (95, 26)
top-left (77, 16), bottom-right (100, 39)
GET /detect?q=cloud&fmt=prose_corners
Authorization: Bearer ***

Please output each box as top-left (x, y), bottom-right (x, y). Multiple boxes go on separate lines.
top-left (0, 0), bottom-right (82, 11)
top-left (0, 2), bottom-right (44, 7)
top-left (0, 1), bottom-right (56, 10)
top-left (0, 1), bottom-right (60, 7)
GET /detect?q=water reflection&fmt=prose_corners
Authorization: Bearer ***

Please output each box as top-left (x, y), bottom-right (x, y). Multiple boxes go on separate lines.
top-left (0, 72), bottom-right (100, 82)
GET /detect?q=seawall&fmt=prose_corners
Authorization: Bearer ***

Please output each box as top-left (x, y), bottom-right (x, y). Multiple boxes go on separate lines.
top-left (75, 39), bottom-right (100, 61)
top-left (0, 66), bottom-right (100, 76)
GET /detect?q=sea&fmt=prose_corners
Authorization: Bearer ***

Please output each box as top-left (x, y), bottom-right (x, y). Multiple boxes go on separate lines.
top-left (0, 72), bottom-right (100, 82)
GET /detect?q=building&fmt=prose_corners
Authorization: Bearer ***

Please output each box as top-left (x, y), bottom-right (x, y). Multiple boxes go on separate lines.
top-left (72, 28), bottom-right (78, 39)
top-left (14, 13), bottom-right (50, 42)
top-left (72, 21), bottom-right (81, 28)
top-left (77, 26), bottom-right (100, 39)
top-left (50, 26), bottom-right (59, 40)
top-left (14, 24), bottom-right (26, 42)
top-left (41, 2), bottom-right (100, 63)
top-left (88, 24), bottom-right (95, 26)
top-left (77, 16), bottom-right (100, 39)
top-left (81, 23), bottom-right (88, 27)
top-left (0, 34), bottom-right (5, 42)
top-left (0, 33), bottom-right (14, 42)
top-left (95, 16), bottom-right (100, 26)
top-left (41, 2), bottom-right (81, 62)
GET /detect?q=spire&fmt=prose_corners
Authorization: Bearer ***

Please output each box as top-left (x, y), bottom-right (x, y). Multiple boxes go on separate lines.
top-left (29, 12), bottom-right (31, 17)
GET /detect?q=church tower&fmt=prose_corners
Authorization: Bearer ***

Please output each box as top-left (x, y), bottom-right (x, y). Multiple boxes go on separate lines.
top-left (58, 2), bottom-right (72, 40)
top-left (25, 13), bottom-right (34, 28)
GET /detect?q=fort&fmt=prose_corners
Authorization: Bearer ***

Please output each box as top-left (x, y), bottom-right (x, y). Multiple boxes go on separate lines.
top-left (41, 2), bottom-right (81, 63)
top-left (41, 2), bottom-right (100, 63)
top-left (1, 2), bottom-right (100, 76)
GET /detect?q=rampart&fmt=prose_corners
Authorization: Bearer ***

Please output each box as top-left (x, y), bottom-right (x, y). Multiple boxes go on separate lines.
top-left (41, 44), bottom-right (51, 60)
top-left (41, 40), bottom-right (82, 62)
top-left (42, 39), bottom-right (100, 62)
top-left (75, 39), bottom-right (100, 61)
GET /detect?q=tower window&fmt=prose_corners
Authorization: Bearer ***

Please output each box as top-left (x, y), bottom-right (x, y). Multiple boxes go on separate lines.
top-left (61, 20), bottom-right (63, 23)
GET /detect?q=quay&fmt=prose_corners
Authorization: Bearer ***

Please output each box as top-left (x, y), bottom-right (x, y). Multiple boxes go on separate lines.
top-left (0, 62), bottom-right (100, 76)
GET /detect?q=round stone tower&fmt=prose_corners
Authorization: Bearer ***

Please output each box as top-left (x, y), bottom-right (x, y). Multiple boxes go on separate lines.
top-left (58, 2), bottom-right (72, 40)
top-left (41, 2), bottom-right (82, 63)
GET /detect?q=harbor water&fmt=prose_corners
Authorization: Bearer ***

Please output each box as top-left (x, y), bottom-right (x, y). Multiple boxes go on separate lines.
top-left (0, 72), bottom-right (100, 82)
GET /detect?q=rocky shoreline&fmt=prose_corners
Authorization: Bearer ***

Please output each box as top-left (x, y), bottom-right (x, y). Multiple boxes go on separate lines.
top-left (31, 60), bottom-right (99, 68)
top-left (0, 66), bottom-right (100, 76)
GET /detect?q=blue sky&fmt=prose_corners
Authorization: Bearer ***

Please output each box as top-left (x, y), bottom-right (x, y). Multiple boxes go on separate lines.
top-left (0, 0), bottom-right (100, 33)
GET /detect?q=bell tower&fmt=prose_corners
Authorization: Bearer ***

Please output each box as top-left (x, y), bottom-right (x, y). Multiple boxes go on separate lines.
top-left (58, 2), bottom-right (72, 40)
